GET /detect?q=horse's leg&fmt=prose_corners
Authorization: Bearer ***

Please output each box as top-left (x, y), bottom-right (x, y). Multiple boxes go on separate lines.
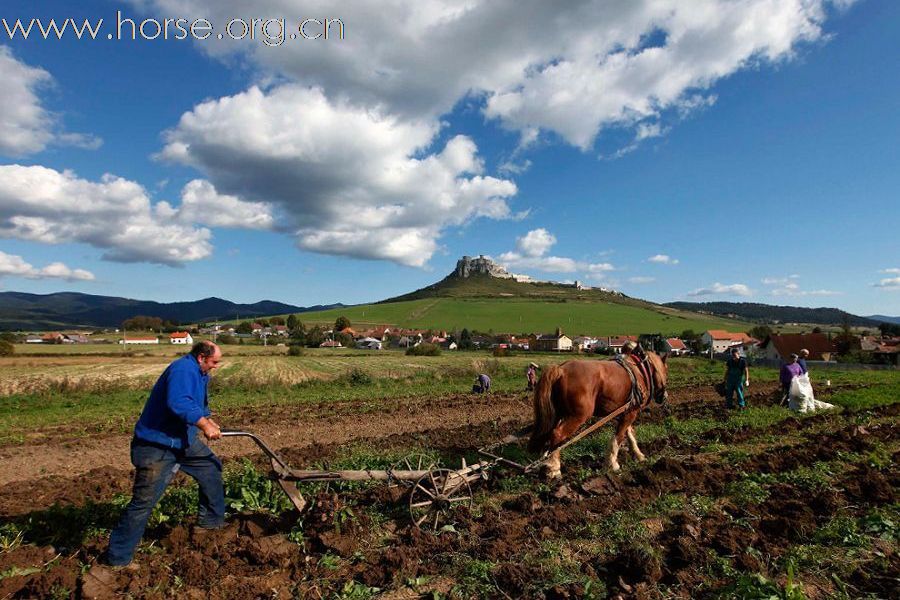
top-left (543, 449), bottom-right (562, 479)
top-left (625, 418), bottom-right (645, 462)
top-left (609, 417), bottom-right (630, 472)
top-left (544, 411), bottom-right (591, 478)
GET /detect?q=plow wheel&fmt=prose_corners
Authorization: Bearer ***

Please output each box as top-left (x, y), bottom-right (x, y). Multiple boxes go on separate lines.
top-left (389, 454), bottom-right (438, 487)
top-left (409, 468), bottom-right (473, 531)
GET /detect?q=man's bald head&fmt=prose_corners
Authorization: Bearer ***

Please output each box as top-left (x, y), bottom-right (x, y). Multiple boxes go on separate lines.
top-left (191, 340), bottom-right (222, 374)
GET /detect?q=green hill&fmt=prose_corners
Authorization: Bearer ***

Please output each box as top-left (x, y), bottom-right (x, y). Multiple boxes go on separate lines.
top-left (224, 257), bottom-right (752, 335)
top-left (292, 296), bottom-right (749, 335)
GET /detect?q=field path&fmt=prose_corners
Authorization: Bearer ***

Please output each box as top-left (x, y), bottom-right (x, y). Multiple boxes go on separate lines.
top-left (0, 392), bottom-right (533, 488)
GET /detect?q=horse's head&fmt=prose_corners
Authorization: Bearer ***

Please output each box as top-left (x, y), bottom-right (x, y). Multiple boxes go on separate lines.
top-left (649, 352), bottom-right (669, 404)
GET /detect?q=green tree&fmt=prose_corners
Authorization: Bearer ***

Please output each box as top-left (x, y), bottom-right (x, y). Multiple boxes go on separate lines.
top-left (286, 314), bottom-right (298, 330)
top-left (334, 316), bottom-right (351, 332)
top-left (305, 325), bottom-right (326, 347)
top-left (122, 315), bottom-right (163, 331)
top-left (879, 322), bottom-right (900, 336)
top-left (748, 325), bottom-right (772, 341)
top-left (269, 316), bottom-right (285, 326)
top-left (0, 340), bottom-right (14, 356)
top-left (290, 321), bottom-right (306, 345)
top-left (235, 321), bottom-right (253, 335)
top-left (458, 328), bottom-right (474, 350)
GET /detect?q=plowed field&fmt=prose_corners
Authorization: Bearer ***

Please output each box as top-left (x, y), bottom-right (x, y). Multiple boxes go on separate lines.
top-left (0, 363), bottom-right (896, 599)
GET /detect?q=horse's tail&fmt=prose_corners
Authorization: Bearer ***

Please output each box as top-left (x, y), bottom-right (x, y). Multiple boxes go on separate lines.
top-left (528, 364), bottom-right (562, 452)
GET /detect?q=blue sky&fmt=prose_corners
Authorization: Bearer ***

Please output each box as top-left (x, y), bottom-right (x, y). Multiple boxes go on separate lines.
top-left (0, 0), bottom-right (897, 316)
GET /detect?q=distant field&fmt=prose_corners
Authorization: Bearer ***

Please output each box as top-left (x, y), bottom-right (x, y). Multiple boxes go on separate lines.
top-left (2, 349), bottom-right (895, 444)
top-left (270, 297), bottom-right (750, 335)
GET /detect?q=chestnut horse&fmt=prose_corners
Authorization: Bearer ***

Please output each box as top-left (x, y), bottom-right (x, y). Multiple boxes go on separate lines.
top-left (528, 353), bottom-right (668, 476)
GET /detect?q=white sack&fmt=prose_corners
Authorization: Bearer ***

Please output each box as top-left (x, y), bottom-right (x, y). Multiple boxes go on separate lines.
top-left (789, 373), bottom-right (835, 413)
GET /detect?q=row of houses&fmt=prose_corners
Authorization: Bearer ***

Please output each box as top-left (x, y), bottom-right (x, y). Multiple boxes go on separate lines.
top-left (118, 332), bottom-right (194, 345)
top-left (200, 324), bottom-right (289, 337)
top-left (703, 330), bottom-right (900, 364)
top-left (25, 332), bottom-right (91, 344)
top-left (24, 331), bottom-right (196, 345)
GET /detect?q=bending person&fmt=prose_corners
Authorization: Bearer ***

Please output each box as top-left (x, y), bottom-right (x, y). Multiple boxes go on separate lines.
top-left (102, 341), bottom-right (225, 567)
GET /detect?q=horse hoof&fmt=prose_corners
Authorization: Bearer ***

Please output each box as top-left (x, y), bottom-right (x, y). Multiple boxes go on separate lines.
top-left (635, 453), bottom-right (646, 462)
top-left (540, 465), bottom-right (562, 480)
top-left (609, 463), bottom-right (621, 472)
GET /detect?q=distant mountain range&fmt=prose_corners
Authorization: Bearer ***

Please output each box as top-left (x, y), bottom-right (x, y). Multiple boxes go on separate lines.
top-left (867, 314), bottom-right (900, 325)
top-left (664, 301), bottom-right (884, 327)
top-left (0, 292), bottom-right (342, 330)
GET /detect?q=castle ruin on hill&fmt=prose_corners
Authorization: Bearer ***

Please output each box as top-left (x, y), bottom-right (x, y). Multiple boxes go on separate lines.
top-left (453, 255), bottom-right (595, 291)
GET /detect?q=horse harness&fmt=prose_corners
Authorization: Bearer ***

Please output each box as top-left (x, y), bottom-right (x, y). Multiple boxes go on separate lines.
top-left (614, 350), bottom-right (665, 410)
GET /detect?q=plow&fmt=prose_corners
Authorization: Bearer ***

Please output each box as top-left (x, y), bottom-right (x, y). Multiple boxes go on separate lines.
top-left (221, 402), bottom-right (632, 531)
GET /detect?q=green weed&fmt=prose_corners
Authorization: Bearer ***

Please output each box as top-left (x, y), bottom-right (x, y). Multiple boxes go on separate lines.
top-left (726, 479), bottom-right (770, 505)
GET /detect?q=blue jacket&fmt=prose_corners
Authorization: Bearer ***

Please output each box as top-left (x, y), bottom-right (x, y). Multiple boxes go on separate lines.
top-left (134, 354), bottom-right (211, 449)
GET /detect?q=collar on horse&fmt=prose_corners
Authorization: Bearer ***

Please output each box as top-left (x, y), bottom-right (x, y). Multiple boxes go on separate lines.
top-left (614, 349), bottom-right (664, 409)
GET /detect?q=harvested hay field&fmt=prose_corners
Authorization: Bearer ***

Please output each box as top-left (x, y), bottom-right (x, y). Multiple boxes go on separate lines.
top-left (0, 359), bottom-right (896, 599)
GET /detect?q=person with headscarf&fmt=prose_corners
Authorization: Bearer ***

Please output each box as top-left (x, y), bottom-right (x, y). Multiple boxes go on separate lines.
top-left (780, 353), bottom-right (804, 400)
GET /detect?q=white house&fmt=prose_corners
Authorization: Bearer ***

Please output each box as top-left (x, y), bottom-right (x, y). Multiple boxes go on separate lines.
top-left (701, 330), bottom-right (757, 354)
top-left (662, 338), bottom-right (688, 356)
top-left (572, 336), bottom-right (599, 351)
top-left (602, 335), bottom-right (637, 354)
top-left (533, 329), bottom-right (573, 352)
top-left (169, 331), bottom-right (193, 345)
top-left (356, 337), bottom-right (383, 350)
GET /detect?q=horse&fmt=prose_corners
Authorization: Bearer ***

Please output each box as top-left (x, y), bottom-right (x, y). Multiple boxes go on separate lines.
top-left (528, 352), bottom-right (669, 477)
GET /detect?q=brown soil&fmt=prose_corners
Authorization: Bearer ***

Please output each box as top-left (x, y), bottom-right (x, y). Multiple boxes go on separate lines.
top-left (0, 383), bottom-right (896, 599)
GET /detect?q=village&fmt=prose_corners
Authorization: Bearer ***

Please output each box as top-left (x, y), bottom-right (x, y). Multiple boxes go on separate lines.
top-left (10, 319), bottom-right (900, 367)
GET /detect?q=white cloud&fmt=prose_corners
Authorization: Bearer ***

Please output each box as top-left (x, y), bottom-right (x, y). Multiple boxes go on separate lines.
top-left (0, 46), bottom-right (54, 156)
top-left (880, 268), bottom-right (900, 274)
top-left (174, 179), bottom-right (275, 230)
top-left (0, 251), bottom-right (94, 281)
top-left (159, 85), bottom-right (518, 267)
top-left (763, 274), bottom-right (801, 284)
top-left (498, 253), bottom-right (579, 273)
top-left (688, 282), bottom-right (752, 297)
top-left (497, 159), bottom-right (532, 176)
top-left (873, 277), bottom-right (900, 290)
top-left (136, 0), bottom-right (849, 151)
top-left (648, 254), bottom-right (679, 265)
top-left (0, 46), bottom-right (101, 157)
top-left (628, 276), bottom-right (656, 284)
top-left (0, 164), bottom-right (212, 265)
top-left (764, 275), bottom-right (839, 296)
top-left (497, 228), bottom-right (615, 274)
top-left (771, 286), bottom-right (841, 297)
top-left (516, 228), bottom-right (556, 258)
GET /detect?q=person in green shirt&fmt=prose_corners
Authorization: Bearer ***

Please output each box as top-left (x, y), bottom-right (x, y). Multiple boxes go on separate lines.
top-left (723, 347), bottom-right (750, 409)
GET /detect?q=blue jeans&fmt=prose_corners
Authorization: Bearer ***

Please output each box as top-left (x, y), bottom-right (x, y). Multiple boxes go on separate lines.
top-left (725, 378), bottom-right (745, 408)
top-left (106, 437), bottom-right (224, 566)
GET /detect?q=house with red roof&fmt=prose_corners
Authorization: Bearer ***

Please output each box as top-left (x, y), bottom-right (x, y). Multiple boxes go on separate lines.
top-left (169, 331), bottom-right (193, 345)
top-left (701, 330), bottom-right (758, 354)
top-left (663, 337), bottom-right (688, 356)
top-left (758, 333), bottom-right (835, 362)
top-left (594, 335), bottom-right (637, 354)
